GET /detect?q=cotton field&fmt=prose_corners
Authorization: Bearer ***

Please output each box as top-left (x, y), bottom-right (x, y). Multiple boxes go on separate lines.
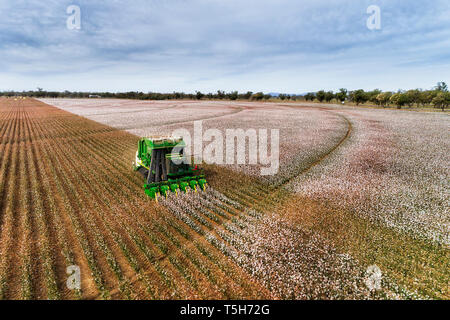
top-left (3, 98), bottom-right (441, 300)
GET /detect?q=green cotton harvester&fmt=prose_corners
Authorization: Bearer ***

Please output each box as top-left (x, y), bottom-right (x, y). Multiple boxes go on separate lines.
top-left (133, 136), bottom-right (207, 201)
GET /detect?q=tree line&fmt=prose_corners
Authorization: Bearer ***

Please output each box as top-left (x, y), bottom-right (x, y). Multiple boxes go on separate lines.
top-left (304, 82), bottom-right (449, 111)
top-left (0, 89), bottom-right (273, 101)
top-left (1, 82), bottom-right (448, 110)
top-left (0, 87), bottom-right (304, 102)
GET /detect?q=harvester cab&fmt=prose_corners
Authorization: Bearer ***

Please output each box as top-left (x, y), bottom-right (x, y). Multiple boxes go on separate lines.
top-left (133, 136), bottom-right (207, 201)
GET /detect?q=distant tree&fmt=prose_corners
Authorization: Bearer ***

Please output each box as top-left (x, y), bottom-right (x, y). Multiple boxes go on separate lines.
top-left (350, 89), bottom-right (368, 105)
top-left (325, 91), bottom-right (334, 102)
top-left (251, 92), bottom-right (264, 101)
top-left (173, 91), bottom-right (182, 99)
top-left (304, 92), bottom-right (315, 101)
top-left (34, 87), bottom-right (45, 97)
top-left (390, 92), bottom-right (410, 109)
top-left (263, 94), bottom-right (272, 100)
top-left (419, 90), bottom-right (436, 106)
top-left (196, 91), bottom-right (204, 100)
top-left (243, 91), bottom-right (253, 100)
top-left (376, 92), bottom-right (392, 107)
top-left (336, 88), bottom-right (347, 103)
top-left (228, 91), bottom-right (238, 100)
top-left (435, 81), bottom-right (448, 92)
top-left (432, 92), bottom-right (450, 111)
top-left (217, 90), bottom-right (226, 99)
top-left (405, 89), bottom-right (421, 107)
top-left (367, 89), bottom-right (382, 105)
top-left (316, 90), bottom-right (326, 102)
top-left (443, 92), bottom-right (450, 110)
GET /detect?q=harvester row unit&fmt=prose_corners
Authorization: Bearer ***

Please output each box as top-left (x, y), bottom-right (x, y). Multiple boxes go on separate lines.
top-left (133, 136), bottom-right (207, 201)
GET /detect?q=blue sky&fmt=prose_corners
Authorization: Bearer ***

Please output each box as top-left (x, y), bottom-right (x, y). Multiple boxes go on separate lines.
top-left (0, 0), bottom-right (449, 93)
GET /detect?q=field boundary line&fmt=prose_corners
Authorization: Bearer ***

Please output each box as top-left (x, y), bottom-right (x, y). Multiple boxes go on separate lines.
top-left (277, 104), bottom-right (353, 188)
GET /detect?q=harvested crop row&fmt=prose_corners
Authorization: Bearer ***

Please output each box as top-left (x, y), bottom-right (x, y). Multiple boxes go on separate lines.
top-left (0, 98), bottom-right (270, 299)
top-left (0, 106), bottom-right (21, 299)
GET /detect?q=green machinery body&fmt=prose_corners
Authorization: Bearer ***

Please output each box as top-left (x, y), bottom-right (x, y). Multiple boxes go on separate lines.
top-left (133, 136), bottom-right (207, 200)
